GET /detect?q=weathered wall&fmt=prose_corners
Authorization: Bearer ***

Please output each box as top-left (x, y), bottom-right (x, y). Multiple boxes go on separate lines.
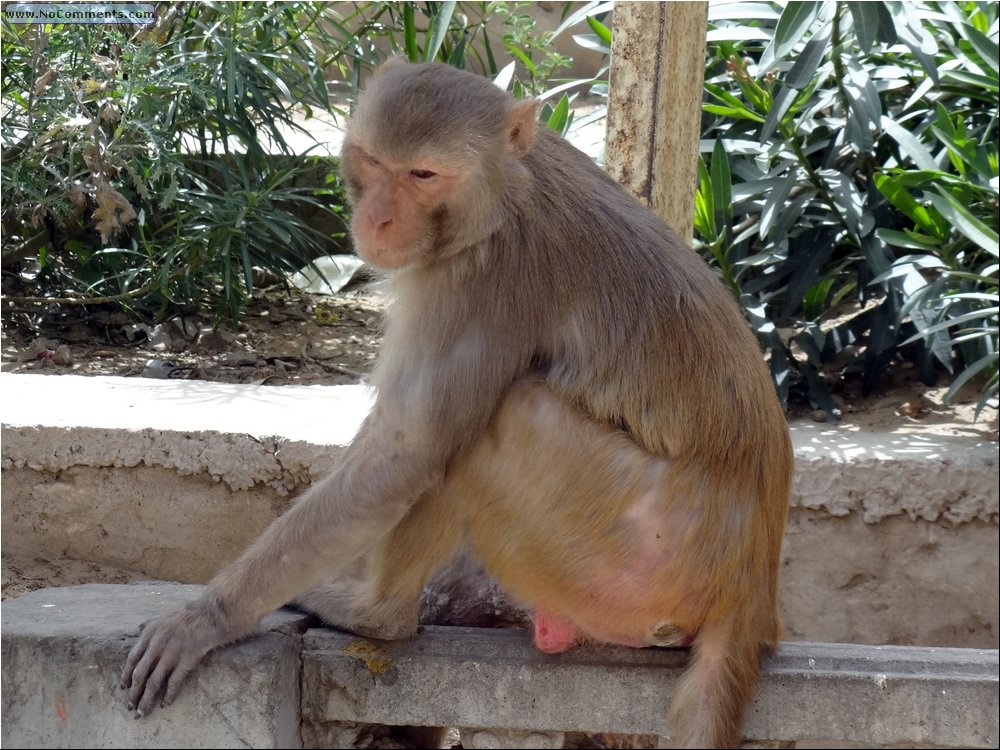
top-left (2, 374), bottom-right (997, 648)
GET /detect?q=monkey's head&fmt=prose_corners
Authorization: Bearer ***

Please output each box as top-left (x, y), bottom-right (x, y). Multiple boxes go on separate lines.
top-left (340, 60), bottom-right (538, 270)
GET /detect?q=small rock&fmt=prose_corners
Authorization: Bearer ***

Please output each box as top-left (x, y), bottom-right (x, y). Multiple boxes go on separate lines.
top-left (142, 359), bottom-right (176, 379)
top-left (196, 326), bottom-right (236, 350)
top-left (51, 345), bottom-right (73, 366)
top-left (145, 324), bottom-right (173, 352)
top-left (218, 351), bottom-right (258, 367)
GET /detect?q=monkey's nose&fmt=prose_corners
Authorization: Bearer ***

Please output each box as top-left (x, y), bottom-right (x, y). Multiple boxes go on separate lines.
top-left (368, 213), bottom-right (393, 230)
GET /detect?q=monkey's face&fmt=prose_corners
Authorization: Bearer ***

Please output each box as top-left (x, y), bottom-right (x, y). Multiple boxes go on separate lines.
top-left (340, 61), bottom-right (532, 270)
top-left (340, 142), bottom-right (464, 270)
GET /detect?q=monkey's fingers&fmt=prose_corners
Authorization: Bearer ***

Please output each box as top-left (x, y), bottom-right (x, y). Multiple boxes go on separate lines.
top-left (130, 645), bottom-right (179, 718)
top-left (122, 610), bottom-right (210, 717)
top-left (124, 625), bottom-right (178, 715)
top-left (120, 622), bottom-right (156, 690)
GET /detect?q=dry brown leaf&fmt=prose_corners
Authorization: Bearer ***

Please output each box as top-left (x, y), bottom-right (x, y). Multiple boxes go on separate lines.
top-left (93, 179), bottom-right (137, 243)
top-left (32, 68), bottom-right (56, 96)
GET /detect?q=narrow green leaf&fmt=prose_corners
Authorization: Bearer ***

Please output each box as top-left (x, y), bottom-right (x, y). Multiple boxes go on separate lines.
top-left (782, 236), bottom-right (833, 318)
top-left (942, 69), bottom-right (1000, 93)
top-left (760, 84), bottom-right (797, 143)
top-left (763, 1), bottom-right (821, 67)
top-left (586, 15), bottom-right (612, 46)
top-left (759, 169), bottom-right (796, 240)
top-left (870, 254), bottom-right (945, 284)
top-left (240, 241), bottom-right (253, 293)
top-left (962, 23), bottom-right (1000, 72)
top-left (875, 228), bottom-right (941, 251)
top-left (874, 173), bottom-right (942, 236)
top-left (785, 20), bottom-right (831, 90)
top-left (891, 1), bottom-right (940, 82)
top-left (546, 94), bottom-right (570, 134)
top-left (697, 156), bottom-right (717, 239)
top-left (493, 61), bottom-right (516, 91)
top-left (771, 190), bottom-right (816, 243)
top-left (905, 308), bottom-right (1000, 339)
top-left (554, 1), bottom-right (615, 37)
top-left (846, 1), bottom-right (880, 51)
top-left (803, 278), bottom-right (835, 320)
top-left (424, 1), bottom-right (457, 62)
top-left (708, 3), bottom-right (780, 22)
top-left (403, 4), bottom-right (419, 62)
top-left (879, 116), bottom-right (938, 171)
top-left (927, 190), bottom-right (1000, 256)
top-left (822, 168), bottom-right (865, 239)
top-left (506, 45), bottom-right (537, 76)
top-left (930, 124), bottom-right (994, 178)
top-left (945, 354), bottom-right (999, 406)
top-left (572, 34), bottom-right (611, 54)
top-left (448, 33), bottom-right (468, 68)
top-left (482, 29), bottom-right (498, 75)
top-left (704, 104), bottom-right (766, 123)
top-left (874, 1), bottom-right (898, 46)
top-left (706, 27), bottom-right (773, 42)
top-left (710, 139), bottom-right (733, 227)
top-left (800, 361), bottom-right (840, 419)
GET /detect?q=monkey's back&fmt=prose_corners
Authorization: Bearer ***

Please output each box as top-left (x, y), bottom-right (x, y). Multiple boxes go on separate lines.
top-left (510, 130), bottom-right (790, 474)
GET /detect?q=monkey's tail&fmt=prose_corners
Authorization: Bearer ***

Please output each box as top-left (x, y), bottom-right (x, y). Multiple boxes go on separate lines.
top-left (666, 602), bottom-right (776, 749)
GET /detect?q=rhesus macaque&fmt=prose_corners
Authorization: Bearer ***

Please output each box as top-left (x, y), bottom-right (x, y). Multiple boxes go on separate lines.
top-left (122, 59), bottom-right (792, 748)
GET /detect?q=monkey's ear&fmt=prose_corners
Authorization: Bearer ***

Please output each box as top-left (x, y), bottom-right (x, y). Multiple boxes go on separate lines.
top-left (505, 100), bottom-right (538, 158)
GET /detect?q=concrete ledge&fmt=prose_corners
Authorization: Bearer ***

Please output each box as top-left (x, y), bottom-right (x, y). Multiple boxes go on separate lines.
top-left (1, 583), bottom-right (309, 749)
top-left (306, 627), bottom-right (999, 748)
top-left (2, 373), bottom-right (998, 648)
top-left (2, 373), bottom-right (995, 519)
top-left (1, 374), bottom-right (373, 492)
top-left (2, 583), bottom-right (997, 749)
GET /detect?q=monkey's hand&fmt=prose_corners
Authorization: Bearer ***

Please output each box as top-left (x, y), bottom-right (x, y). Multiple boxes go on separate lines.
top-left (121, 602), bottom-right (233, 718)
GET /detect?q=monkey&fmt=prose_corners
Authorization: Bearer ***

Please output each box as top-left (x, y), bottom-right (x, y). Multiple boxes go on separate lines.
top-left (121, 59), bottom-right (792, 748)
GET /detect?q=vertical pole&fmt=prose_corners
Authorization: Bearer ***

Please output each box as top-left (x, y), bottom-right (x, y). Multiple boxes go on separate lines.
top-left (605, 1), bottom-right (709, 244)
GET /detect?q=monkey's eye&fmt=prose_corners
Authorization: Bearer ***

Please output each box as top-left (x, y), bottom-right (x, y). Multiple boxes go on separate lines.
top-left (410, 169), bottom-right (437, 180)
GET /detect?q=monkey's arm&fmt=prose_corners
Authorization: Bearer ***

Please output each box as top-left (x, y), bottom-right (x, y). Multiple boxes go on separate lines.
top-left (121, 340), bottom-right (519, 717)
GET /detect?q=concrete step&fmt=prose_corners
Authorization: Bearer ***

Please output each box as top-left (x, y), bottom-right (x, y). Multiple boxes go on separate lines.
top-left (2, 582), bottom-right (997, 749)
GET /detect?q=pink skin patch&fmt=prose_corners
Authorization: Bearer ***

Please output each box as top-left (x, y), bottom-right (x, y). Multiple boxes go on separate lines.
top-left (533, 610), bottom-right (581, 654)
top-left (533, 608), bottom-right (696, 652)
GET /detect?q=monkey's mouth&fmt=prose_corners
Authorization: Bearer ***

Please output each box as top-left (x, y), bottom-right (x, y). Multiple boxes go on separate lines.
top-left (353, 237), bottom-right (428, 272)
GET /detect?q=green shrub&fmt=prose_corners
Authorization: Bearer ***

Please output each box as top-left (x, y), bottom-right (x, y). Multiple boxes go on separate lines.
top-left (696, 0), bottom-right (998, 416)
top-left (2, 2), bottom-right (348, 322)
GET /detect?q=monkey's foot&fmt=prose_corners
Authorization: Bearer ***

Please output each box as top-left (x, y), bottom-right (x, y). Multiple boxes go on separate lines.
top-left (647, 621), bottom-right (696, 647)
top-left (533, 610), bottom-right (581, 653)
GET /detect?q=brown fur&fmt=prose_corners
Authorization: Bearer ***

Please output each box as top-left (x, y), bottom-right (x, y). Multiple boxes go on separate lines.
top-left (122, 61), bottom-right (792, 748)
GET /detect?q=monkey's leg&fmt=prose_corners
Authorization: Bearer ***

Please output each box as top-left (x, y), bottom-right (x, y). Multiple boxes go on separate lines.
top-left (293, 487), bottom-right (469, 640)
top-left (291, 576), bottom-right (421, 640)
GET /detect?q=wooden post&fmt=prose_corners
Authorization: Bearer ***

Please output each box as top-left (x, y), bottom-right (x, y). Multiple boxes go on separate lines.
top-left (605, 1), bottom-right (709, 244)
